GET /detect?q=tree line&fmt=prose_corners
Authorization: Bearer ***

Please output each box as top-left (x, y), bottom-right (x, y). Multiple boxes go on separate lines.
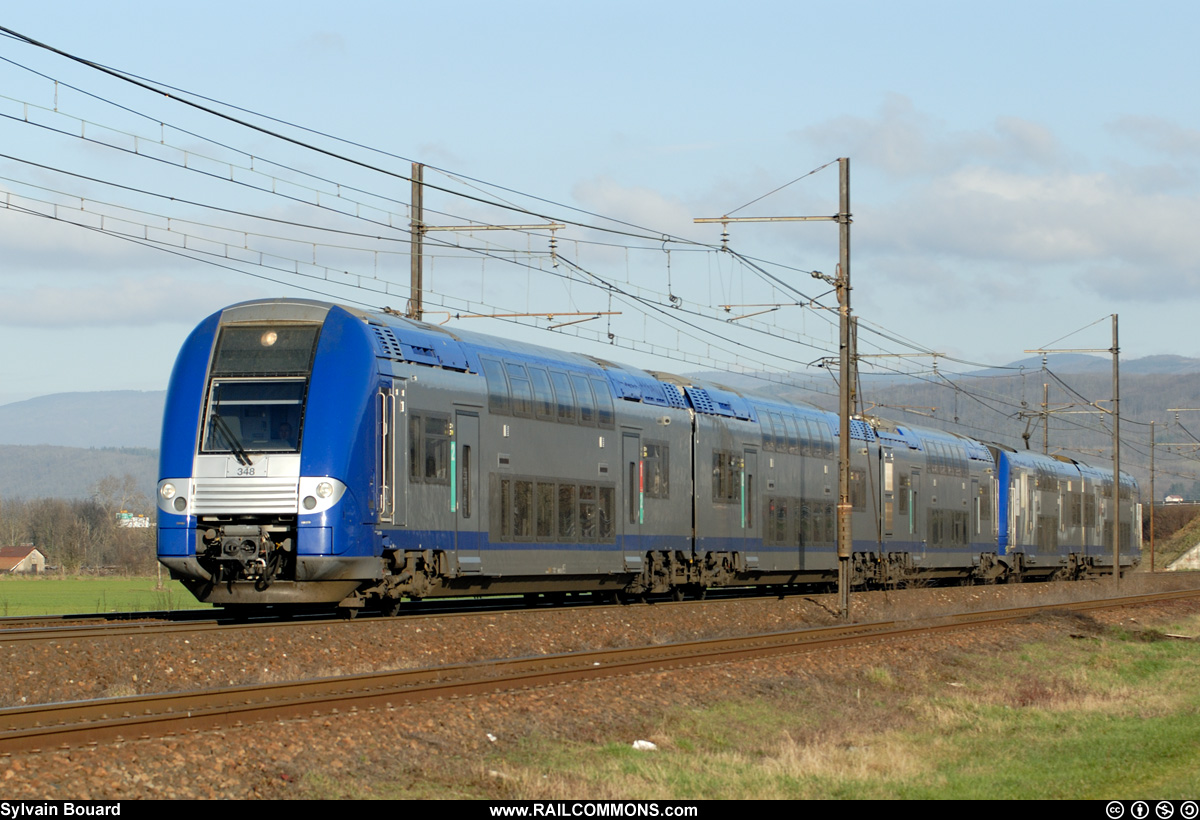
top-left (0, 474), bottom-right (157, 574)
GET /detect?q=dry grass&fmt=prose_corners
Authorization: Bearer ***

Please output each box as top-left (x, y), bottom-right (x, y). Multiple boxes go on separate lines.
top-left (451, 611), bottom-right (1200, 800)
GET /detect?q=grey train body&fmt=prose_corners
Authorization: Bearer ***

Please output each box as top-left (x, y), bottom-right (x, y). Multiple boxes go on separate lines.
top-left (156, 300), bottom-right (1141, 611)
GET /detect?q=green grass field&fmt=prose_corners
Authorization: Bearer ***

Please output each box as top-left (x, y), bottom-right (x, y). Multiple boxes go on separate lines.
top-left (296, 608), bottom-right (1200, 800)
top-left (0, 574), bottom-right (210, 616)
top-left (470, 613), bottom-right (1200, 800)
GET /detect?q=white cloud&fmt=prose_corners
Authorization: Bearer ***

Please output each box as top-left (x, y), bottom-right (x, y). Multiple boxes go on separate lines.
top-left (796, 94), bottom-right (1068, 177)
top-left (1109, 116), bottom-right (1200, 159)
top-left (572, 176), bottom-right (695, 234)
top-left (793, 98), bottom-right (1200, 304)
top-left (0, 274), bottom-right (262, 327)
top-left (300, 32), bottom-right (348, 56)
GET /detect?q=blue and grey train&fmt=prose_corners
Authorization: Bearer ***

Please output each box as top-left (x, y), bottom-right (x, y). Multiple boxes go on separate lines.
top-left (156, 299), bottom-right (1141, 611)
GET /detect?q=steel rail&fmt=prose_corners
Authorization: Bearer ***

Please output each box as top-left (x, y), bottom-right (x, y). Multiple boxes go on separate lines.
top-left (2, 588), bottom-right (1196, 755)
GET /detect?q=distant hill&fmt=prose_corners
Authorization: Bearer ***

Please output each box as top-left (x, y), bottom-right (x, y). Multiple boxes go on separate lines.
top-left (959, 353), bottom-right (1200, 379)
top-left (0, 392), bottom-right (164, 500)
top-left (0, 445), bottom-right (158, 501)
top-left (3, 352), bottom-right (1200, 503)
top-left (0, 391), bottom-right (165, 448)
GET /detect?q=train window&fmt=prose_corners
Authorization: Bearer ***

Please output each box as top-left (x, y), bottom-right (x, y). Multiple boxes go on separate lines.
top-left (784, 416), bottom-right (800, 455)
top-left (953, 511), bottom-right (968, 546)
top-left (490, 476), bottom-right (614, 543)
top-left (644, 443), bottom-right (669, 499)
top-left (850, 469), bottom-right (866, 511)
top-left (499, 478), bottom-right (512, 538)
top-left (760, 415), bottom-right (776, 452)
top-left (789, 419), bottom-right (802, 456)
top-left (558, 484), bottom-right (577, 539)
top-left (928, 509), bottom-right (942, 546)
top-left (528, 367), bottom-right (556, 421)
top-left (580, 485), bottom-right (598, 539)
top-left (549, 371), bottom-right (576, 423)
top-left (770, 499), bottom-right (788, 544)
top-left (814, 418), bottom-right (828, 458)
top-left (599, 487), bottom-right (615, 539)
top-left (480, 357), bottom-right (511, 416)
top-left (422, 415), bottom-right (451, 484)
top-left (778, 413), bottom-right (791, 452)
top-left (537, 482), bottom-right (555, 538)
top-left (409, 416), bottom-right (421, 480)
top-left (590, 377), bottom-right (615, 428)
top-left (1104, 520), bottom-right (1132, 550)
top-left (571, 374), bottom-right (596, 426)
top-left (713, 451), bottom-right (740, 504)
top-left (407, 414), bottom-right (450, 484)
top-left (506, 363), bottom-right (534, 418)
top-left (211, 324), bottom-right (320, 376)
top-left (514, 480), bottom-right (533, 538)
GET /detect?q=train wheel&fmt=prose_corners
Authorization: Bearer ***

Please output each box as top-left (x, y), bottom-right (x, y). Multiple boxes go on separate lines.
top-left (671, 587), bottom-right (685, 602)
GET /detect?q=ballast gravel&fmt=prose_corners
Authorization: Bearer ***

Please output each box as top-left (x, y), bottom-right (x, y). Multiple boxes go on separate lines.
top-left (1, 572), bottom-right (1197, 799)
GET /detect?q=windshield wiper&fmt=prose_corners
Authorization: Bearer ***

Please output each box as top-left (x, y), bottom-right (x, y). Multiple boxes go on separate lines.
top-left (211, 412), bottom-right (252, 467)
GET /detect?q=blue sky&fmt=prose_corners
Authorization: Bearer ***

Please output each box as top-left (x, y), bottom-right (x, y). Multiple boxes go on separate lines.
top-left (1, 1), bottom-right (1198, 405)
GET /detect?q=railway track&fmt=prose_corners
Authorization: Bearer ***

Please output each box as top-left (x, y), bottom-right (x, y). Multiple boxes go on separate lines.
top-left (2, 586), bottom-right (1196, 756)
top-left (0, 584), bottom-right (874, 645)
top-left (0, 595), bottom-right (614, 644)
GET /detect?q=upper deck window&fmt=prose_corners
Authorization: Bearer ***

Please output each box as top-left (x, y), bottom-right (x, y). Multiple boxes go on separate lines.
top-left (212, 324), bottom-right (320, 376)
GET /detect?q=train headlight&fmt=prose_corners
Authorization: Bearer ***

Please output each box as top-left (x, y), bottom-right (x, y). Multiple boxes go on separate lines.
top-left (160, 483), bottom-right (177, 500)
top-left (173, 497), bottom-right (187, 512)
top-left (297, 477), bottom-right (344, 513)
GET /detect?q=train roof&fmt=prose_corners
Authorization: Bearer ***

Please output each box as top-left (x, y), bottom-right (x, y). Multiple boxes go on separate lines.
top-left (211, 299), bottom-right (1122, 481)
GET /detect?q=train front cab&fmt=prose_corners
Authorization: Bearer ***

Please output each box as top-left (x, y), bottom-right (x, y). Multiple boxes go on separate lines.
top-left (157, 301), bottom-right (380, 607)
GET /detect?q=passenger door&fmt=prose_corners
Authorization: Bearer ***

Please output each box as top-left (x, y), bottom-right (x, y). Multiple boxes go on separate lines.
top-left (742, 447), bottom-right (760, 569)
top-left (622, 432), bottom-right (643, 573)
top-left (376, 378), bottom-right (403, 526)
top-left (455, 410), bottom-right (481, 572)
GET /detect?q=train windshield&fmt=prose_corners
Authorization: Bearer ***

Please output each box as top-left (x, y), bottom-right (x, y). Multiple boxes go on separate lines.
top-left (201, 378), bottom-right (307, 455)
